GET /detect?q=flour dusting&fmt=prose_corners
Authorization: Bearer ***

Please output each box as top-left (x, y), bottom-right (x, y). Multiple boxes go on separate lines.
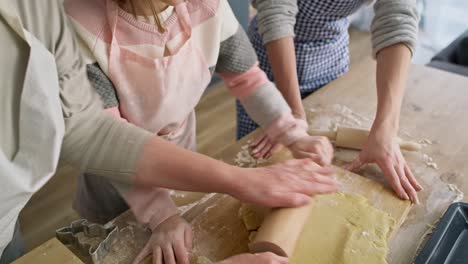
top-left (234, 144), bottom-right (268, 168)
top-left (308, 104), bottom-right (372, 131)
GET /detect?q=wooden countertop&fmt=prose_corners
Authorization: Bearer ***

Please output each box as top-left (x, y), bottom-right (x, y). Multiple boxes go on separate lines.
top-left (16, 59), bottom-right (468, 264)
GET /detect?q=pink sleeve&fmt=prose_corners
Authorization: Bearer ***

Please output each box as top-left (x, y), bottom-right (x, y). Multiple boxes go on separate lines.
top-left (123, 187), bottom-right (180, 231)
top-left (104, 107), bottom-right (128, 122)
top-left (218, 62), bottom-right (270, 100)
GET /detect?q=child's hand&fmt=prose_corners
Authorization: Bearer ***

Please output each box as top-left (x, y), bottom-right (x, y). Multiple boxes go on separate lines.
top-left (217, 252), bottom-right (289, 264)
top-left (287, 136), bottom-right (334, 166)
top-left (132, 215), bottom-right (193, 264)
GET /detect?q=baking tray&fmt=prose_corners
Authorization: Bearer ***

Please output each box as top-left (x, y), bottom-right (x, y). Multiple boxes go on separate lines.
top-left (415, 202), bottom-right (468, 264)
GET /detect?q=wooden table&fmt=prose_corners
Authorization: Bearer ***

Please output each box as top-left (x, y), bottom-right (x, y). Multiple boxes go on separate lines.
top-left (16, 60), bottom-right (468, 264)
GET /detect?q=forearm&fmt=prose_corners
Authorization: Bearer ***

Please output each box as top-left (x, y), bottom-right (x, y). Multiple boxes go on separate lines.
top-left (265, 37), bottom-right (304, 119)
top-left (135, 137), bottom-right (239, 194)
top-left (373, 43), bottom-right (412, 135)
top-left (217, 25), bottom-right (307, 146)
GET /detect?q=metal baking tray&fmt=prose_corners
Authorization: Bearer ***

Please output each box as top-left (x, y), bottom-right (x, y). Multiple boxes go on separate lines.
top-left (415, 202), bottom-right (468, 264)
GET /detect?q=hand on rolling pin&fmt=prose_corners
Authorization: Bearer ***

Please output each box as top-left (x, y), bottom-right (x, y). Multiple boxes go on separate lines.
top-left (250, 119), bottom-right (308, 160)
top-left (346, 129), bottom-right (423, 204)
top-left (234, 159), bottom-right (341, 208)
top-left (217, 252), bottom-right (288, 264)
top-left (287, 135), bottom-right (334, 166)
top-left (132, 215), bottom-right (193, 264)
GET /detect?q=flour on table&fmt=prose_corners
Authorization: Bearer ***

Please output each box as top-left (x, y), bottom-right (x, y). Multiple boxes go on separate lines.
top-left (169, 190), bottom-right (187, 198)
top-left (419, 139), bottom-right (433, 146)
top-left (308, 104), bottom-right (372, 131)
top-left (178, 193), bottom-right (216, 214)
top-left (422, 154), bottom-right (439, 170)
top-left (448, 184), bottom-right (464, 202)
top-left (234, 144), bottom-right (268, 168)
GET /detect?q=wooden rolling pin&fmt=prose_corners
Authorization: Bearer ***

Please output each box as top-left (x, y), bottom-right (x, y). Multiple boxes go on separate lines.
top-left (249, 199), bottom-right (314, 257)
top-left (308, 127), bottom-right (421, 151)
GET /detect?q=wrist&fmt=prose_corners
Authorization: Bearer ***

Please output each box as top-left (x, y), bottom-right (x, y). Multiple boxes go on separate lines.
top-left (370, 117), bottom-right (399, 138)
top-left (215, 162), bottom-right (243, 196)
top-left (292, 109), bottom-right (307, 120)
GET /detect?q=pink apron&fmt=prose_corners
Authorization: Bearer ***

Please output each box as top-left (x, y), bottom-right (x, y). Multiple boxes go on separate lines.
top-left (106, 0), bottom-right (211, 150)
top-left (72, 0), bottom-right (213, 224)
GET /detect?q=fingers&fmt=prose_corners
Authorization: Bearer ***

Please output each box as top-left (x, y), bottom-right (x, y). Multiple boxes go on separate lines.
top-left (250, 134), bottom-right (267, 148)
top-left (162, 246), bottom-right (176, 264)
top-left (345, 156), bottom-right (365, 172)
top-left (320, 137), bottom-right (334, 163)
top-left (379, 162), bottom-right (408, 201)
top-left (184, 227), bottom-right (193, 251)
top-left (251, 135), bottom-right (268, 155)
top-left (173, 240), bottom-right (189, 264)
top-left (275, 193), bottom-right (311, 207)
top-left (153, 247), bottom-right (163, 264)
top-left (291, 161), bottom-right (341, 196)
top-left (405, 163), bottom-right (423, 191)
top-left (257, 139), bottom-right (274, 159)
top-left (395, 163), bottom-right (419, 204)
top-left (132, 243), bottom-right (151, 264)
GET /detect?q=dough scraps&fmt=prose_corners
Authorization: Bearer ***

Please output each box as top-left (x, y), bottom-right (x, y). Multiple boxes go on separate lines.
top-left (291, 193), bottom-right (395, 264)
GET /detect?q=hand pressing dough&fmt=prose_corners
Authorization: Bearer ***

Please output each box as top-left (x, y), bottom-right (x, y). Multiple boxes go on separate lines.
top-left (291, 193), bottom-right (395, 264)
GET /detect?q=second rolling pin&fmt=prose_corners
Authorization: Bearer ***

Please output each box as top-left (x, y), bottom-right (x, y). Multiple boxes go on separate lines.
top-left (309, 127), bottom-right (421, 151)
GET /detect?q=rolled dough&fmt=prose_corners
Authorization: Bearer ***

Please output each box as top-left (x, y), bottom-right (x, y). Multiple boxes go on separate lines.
top-left (291, 193), bottom-right (395, 264)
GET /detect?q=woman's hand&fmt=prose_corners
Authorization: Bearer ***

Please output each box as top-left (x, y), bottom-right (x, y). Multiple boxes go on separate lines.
top-left (346, 128), bottom-right (423, 204)
top-left (133, 215), bottom-right (193, 264)
top-left (231, 159), bottom-right (341, 208)
top-left (249, 133), bottom-right (282, 159)
top-left (217, 252), bottom-right (288, 264)
top-left (287, 136), bottom-right (334, 166)
top-left (250, 117), bottom-right (308, 160)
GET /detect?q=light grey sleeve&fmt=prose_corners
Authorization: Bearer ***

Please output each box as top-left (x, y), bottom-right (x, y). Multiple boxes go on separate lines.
top-left (216, 25), bottom-right (258, 73)
top-left (252, 0), bottom-right (298, 45)
top-left (371, 0), bottom-right (420, 57)
top-left (16, 0), bottom-right (154, 183)
top-left (241, 82), bottom-right (291, 128)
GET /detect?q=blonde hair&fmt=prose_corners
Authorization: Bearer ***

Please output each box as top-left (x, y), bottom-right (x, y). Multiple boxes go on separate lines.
top-left (115, 0), bottom-right (166, 32)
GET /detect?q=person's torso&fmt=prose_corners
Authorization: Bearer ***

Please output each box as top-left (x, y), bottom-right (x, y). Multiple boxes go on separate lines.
top-left (66, 0), bottom-right (237, 148)
top-left (294, 0), bottom-right (364, 43)
top-left (250, 0), bottom-right (366, 92)
top-left (0, 0), bottom-right (66, 255)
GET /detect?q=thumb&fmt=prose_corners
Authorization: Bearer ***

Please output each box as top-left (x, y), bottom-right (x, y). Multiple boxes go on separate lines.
top-left (345, 156), bottom-right (365, 172)
top-left (132, 242), bottom-right (152, 264)
top-left (279, 193), bottom-right (311, 208)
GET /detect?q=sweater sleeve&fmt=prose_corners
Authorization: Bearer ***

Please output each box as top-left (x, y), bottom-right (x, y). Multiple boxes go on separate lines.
top-left (51, 1), bottom-right (153, 183)
top-left (216, 12), bottom-right (307, 146)
top-left (85, 62), bottom-right (179, 230)
top-left (252, 0), bottom-right (298, 45)
top-left (371, 0), bottom-right (420, 57)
